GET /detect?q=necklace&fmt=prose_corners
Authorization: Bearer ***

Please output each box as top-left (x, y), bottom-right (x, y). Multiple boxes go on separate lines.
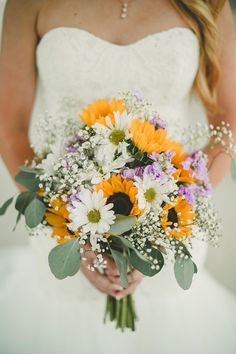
top-left (119, 1), bottom-right (133, 20)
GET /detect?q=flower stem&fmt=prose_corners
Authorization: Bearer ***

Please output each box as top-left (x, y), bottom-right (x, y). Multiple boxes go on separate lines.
top-left (103, 294), bottom-right (138, 332)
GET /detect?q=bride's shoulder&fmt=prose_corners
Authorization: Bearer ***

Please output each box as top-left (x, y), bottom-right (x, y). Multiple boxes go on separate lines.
top-left (3, 0), bottom-right (47, 37)
top-left (4, 0), bottom-right (46, 23)
top-left (5, 0), bottom-right (45, 11)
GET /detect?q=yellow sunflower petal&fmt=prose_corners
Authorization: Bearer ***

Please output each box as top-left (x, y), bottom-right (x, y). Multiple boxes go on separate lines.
top-left (79, 98), bottom-right (125, 127)
top-left (45, 212), bottom-right (66, 228)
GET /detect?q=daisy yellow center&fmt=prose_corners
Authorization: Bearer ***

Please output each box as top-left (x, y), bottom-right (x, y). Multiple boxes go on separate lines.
top-left (144, 188), bottom-right (156, 203)
top-left (109, 130), bottom-right (125, 145)
top-left (87, 209), bottom-right (101, 223)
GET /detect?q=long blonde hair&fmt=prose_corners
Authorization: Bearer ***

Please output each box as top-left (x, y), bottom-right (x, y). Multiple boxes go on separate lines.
top-left (170, 0), bottom-right (227, 115)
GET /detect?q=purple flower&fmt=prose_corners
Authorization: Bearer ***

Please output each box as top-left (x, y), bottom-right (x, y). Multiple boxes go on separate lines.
top-left (194, 159), bottom-right (208, 182)
top-left (148, 152), bottom-right (160, 161)
top-left (65, 133), bottom-right (87, 153)
top-left (65, 145), bottom-right (79, 153)
top-left (197, 182), bottom-right (213, 198)
top-left (148, 151), bottom-right (176, 176)
top-left (181, 150), bottom-right (209, 183)
top-left (164, 150), bottom-right (175, 159)
top-left (150, 114), bottom-right (167, 130)
top-left (122, 167), bottom-right (144, 180)
top-left (68, 190), bottom-right (81, 205)
top-left (180, 159), bottom-right (192, 170)
top-left (144, 162), bottom-right (166, 179)
top-left (178, 185), bottom-right (196, 205)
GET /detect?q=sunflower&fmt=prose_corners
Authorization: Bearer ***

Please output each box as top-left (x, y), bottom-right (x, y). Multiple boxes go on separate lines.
top-left (45, 197), bottom-right (79, 244)
top-left (171, 150), bottom-right (196, 184)
top-left (95, 174), bottom-right (141, 216)
top-left (130, 119), bottom-right (181, 155)
top-left (79, 98), bottom-right (125, 127)
top-left (161, 196), bottom-right (197, 239)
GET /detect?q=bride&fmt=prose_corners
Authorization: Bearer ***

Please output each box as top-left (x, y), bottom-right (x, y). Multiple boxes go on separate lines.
top-left (0, 0), bottom-right (236, 353)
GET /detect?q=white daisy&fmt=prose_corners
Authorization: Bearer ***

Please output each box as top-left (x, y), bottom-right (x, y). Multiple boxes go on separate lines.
top-left (92, 110), bottom-right (133, 167)
top-left (134, 174), bottom-right (177, 214)
top-left (68, 189), bottom-right (115, 235)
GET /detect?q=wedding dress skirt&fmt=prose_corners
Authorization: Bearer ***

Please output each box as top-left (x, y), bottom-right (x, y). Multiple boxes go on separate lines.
top-left (0, 23), bottom-right (236, 354)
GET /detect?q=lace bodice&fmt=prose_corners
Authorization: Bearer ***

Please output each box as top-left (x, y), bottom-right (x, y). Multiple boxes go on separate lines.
top-left (29, 26), bottom-right (200, 142)
top-left (28, 26), bottom-right (208, 301)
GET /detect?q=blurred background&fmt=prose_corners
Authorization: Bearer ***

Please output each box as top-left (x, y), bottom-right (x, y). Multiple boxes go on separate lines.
top-left (0, 0), bottom-right (236, 296)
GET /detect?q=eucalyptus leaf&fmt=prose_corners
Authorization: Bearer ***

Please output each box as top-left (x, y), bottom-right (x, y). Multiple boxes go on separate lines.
top-left (109, 214), bottom-right (136, 236)
top-left (128, 248), bottom-right (163, 276)
top-left (24, 198), bottom-right (46, 228)
top-left (19, 166), bottom-right (43, 174)
top-left (0, 197), bottom-right (13, 215)
top-left (174, 255), bottom-right (195, 290)
top-left (48, 239), bottom-right (81, 279)
top-left (110, 235), bottom-right (135, 251)
top-left (13, 212), bottom-right (22, 231)
top-left (175, 240), bottom-right (192, 258)
top-left (15, 171), bottom-right (40, 191)
top-left (15, 192), bottom-right (36, 215)
top-left (230, 158), bottom-right (236, 181)
top-left (193, 261), bottom-right (198, 274)
top-left (110, 247), bottom-right (129, 289)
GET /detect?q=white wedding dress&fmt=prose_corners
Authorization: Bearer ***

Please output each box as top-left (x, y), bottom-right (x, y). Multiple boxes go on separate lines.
top-left (1, 21), bottom-right (236, 354)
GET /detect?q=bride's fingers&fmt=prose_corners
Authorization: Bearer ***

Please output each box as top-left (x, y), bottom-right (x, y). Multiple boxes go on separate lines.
top-left (115, 281), bottom-right (139, 299)
top-left (107, 269), bottom-right (143, 285)
top-left (114, 272), bottom-right (143, 299)
top-left (103, 255), bottom-right (119, 276)
top-left (81, 264), bottom-right (123, 295)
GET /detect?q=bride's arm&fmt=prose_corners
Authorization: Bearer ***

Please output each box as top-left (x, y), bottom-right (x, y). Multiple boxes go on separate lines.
top-left (0, 0), bottom-right (141, 298)
top-left (205, 0), bottom-right (236, 187)
top-left (0, 0), bottom-right (40, 179)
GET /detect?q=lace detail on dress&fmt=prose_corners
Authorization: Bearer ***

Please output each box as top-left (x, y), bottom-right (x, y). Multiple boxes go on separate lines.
top-left (30, 27), bottom-right (200, 144)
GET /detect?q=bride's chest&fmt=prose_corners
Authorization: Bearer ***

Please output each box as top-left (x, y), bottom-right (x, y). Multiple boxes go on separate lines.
top-left (36, 27), bottom-right (200, 105)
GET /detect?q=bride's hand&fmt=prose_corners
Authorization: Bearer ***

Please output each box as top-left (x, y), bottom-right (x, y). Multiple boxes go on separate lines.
top-left (80, 246), bottom-right (143, 298)
top-left (104, 256), bottom-right (143, 299)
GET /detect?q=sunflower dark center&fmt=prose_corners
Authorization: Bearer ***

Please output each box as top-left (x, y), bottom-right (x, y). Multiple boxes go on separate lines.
top-left (167, 208), bottom-right (178, 228)
top-left (107, 192), bottom-right (133, 216)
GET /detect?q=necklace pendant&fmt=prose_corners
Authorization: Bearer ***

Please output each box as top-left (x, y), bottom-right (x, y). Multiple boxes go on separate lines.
top-left (120, 2), bottom-right (129, 19)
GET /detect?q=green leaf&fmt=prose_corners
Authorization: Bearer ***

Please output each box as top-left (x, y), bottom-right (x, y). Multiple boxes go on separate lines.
top-left (230, 158), bottom-right (236, 181)
top-left (19, 166), bottom-right (42, 174)
top-left (110, 235), bottom-right (135, 250)
top-left (0, 197), bottom-right (14, 215)
top-left (193, 261), bottom-right (198, 274)
top-left (15, 171), bottom-right (40, 191)
top-left (133, 150), bottom-right (144, 160)
top-left (109, 214), bottom-right (136, 236)
top-left (110, 247), bottom-right (129, 289)
top-left (15, 192), bottom-right (35, 214)
top-left (174, 256), bottom-right (195, 290)
top-left (48, 239), bottom-right (81, 279)
top-left (13, 212), bottom-right (22, 231)
top-left (24, 198), bottom-right (46, 228)
top-left (174, 240), bottom-right (192, 258)
top-left (128, 247), bottom-right (164, 276)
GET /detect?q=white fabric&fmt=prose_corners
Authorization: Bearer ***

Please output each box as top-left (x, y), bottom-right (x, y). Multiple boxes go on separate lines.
top-left (1, 26), bottom-right (236, 354)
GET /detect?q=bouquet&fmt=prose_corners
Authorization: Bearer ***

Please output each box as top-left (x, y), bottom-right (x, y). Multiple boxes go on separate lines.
top-left (1, 91), bottom-right (236, 332)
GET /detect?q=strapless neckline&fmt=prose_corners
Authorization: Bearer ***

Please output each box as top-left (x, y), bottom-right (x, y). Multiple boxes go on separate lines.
top-left (36, 26), bottom-right (198, 52)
